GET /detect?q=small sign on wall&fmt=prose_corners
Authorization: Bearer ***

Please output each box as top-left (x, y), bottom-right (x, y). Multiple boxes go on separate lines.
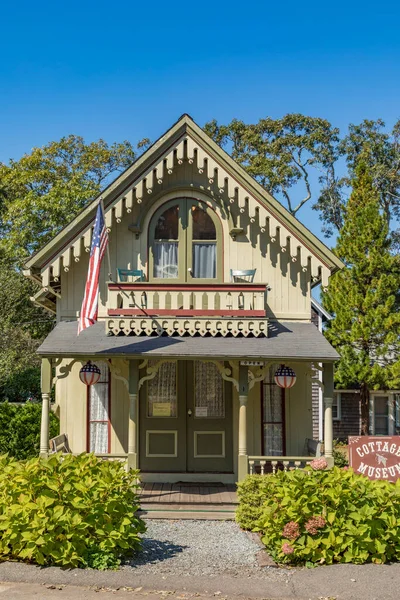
top-left (240, 361), bottom-right (264, 366)
top-left (152, 403), bottom-right (172, 417)
top-left (195, 407), bottom-right (208, 418)
top-left (349, 436), bottom-right (400, 482)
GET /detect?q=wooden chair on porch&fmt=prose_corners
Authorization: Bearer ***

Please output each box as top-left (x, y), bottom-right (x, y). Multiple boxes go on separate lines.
top-left (230, 269), bottom-right (256, 283)
top-left (49, 433), bottom-right (72, 454)
top-left (117, 269), bottom-right (145, 283)
top-left (304, 437), bottom-right (321, 457)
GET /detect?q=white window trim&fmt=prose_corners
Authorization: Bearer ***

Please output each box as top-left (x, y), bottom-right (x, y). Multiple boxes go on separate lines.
top-left (332, 391), bottom-right (341, 421)
top-left (369, 392), bottom-right (397, 436)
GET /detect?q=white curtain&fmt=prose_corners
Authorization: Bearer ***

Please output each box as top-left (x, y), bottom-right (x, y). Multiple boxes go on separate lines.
top-left (154, 242), bottom-right (178, 278)
top-left (195, 361), bottom-right (224, 417)
top-left (89, 422), bottom-right (108, 453)
top-left (148, 361), bottom-right (177, 417)
top-left (263, 424), bottom-right (283, 456)
top-left (89, 363), bottom-right (109, 453)
top-left (193, 243), bottom-right (216, 278)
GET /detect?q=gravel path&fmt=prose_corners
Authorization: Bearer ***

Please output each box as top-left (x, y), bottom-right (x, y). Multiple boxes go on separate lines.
top-left (124, 520), bottom-right (289, 581)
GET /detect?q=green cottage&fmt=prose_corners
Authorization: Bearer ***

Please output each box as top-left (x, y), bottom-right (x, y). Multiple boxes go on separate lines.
top-left (23, 115), bottom-right (343, 484)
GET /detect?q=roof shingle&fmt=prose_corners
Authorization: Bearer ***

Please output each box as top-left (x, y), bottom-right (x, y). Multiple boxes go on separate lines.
top-left (37, 320), bottom-right (339, 362)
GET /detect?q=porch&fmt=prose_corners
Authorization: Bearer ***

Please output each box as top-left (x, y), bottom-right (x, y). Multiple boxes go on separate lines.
top-left (38, 319), bottom-right (338, 483)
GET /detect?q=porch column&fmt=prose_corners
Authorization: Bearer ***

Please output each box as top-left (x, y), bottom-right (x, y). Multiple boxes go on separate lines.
top-left (238, 364), bottom-right (249, 482)
top-left (128, 360), bottom-right (139, 470)
top-left (323, 362), bottom-right (334, 467)
top-left (40, 358), bottom-right (52, 457)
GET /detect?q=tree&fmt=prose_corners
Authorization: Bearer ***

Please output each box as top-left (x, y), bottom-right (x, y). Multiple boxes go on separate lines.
top-left (0, 254), bottom-right (53, 402)
top-left (204, 114), bottom-right (341, 218)
top-left (0, 134), bottom-right (149, 400)
top-left (316, 118), bottom-right (400, 239)
top-left (0, 135), bottom-right (149, 263)
top-left (323, 157), bottom-right (400, 435)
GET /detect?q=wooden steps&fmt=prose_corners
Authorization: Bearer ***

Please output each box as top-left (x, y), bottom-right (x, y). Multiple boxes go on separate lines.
top-left (138, 482), bottom-right (238, 520)
top-left (139, 509), bottom-right (236, 520)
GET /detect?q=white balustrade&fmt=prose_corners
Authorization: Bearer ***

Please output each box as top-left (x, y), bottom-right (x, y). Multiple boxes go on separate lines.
top-left (108, 286), bottom-right (266, 315)
top-left (248, 456), bottom-right (313, 475)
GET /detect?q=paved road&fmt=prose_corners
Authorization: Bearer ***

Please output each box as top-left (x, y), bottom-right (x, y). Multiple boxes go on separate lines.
top-left (0, 561), bottom-right (399, 599)
top-left (0, 582), bottom-right (240, 599)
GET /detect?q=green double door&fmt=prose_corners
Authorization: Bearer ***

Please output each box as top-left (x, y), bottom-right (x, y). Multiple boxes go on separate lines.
top-left (139, 360), bottom-right (233, 474)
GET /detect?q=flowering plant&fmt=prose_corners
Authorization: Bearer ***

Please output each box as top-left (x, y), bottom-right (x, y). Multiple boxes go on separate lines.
top-left (237, 467), bottom-right (399, 566)
top-left (282, 521), bottom-right (300, 540)
top-left (309, 457), bottom-right (328, 470)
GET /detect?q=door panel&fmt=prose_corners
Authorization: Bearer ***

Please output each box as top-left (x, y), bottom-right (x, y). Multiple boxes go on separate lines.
top-left (139, 360), bottom-right (233, 473)
top-left (139, 361), bottom-right (186, 472)
top-left (186, 361), bottom-right (233, 473)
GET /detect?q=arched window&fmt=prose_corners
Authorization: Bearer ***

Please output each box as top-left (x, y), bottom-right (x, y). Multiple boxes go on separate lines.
top-left (191, 206), bottom-right (217, 279)
top-left (153, 205), bottom-right (180, 279)
top-left (149, 199), bottom-right (221, 282)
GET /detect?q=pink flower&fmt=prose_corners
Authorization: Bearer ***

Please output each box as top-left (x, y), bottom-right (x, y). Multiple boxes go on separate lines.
top-left (282, 521), bottom-right (300, 540)
top-left (282, 543), bottom-right (294, 555)
top-left (310, 457), bottom-right (328, 470)
top-left (305, 516), bottom-right (327, 535)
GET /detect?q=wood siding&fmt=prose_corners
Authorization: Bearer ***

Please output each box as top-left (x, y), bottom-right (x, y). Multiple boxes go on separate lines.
top-left (58, 166), bottom-right (311, 322)
top-left (312, 382), bottom-right (320, 440)
top-left (333, 392), bottom-right (361, 441)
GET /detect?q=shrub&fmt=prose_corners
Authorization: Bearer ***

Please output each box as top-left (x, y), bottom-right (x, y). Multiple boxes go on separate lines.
top-left (235, 474), bottom-right (267, 530)
top-left (0, 402), bottom-right (59, 459)
top-left (333, 440), bottom-right (349, 468)
top-left (237, 467), bottom-right (400, 565)
top-left (0, 366), bottom-right (42, 404)
top-left (0, 453), bottom-right (145, 569)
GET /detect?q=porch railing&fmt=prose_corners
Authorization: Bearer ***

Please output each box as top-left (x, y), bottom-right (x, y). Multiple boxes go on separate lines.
top-left (94, 453), bottom-right (129, 471)
top-left (107, 283), bottom-right (267, 317)
top-left (248, 456), bottom-right (313, 475)
top-left (94, 453), bottom-right (128, 462)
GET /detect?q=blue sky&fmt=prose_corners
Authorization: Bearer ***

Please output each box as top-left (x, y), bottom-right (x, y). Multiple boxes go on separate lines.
top-left (1, 0), bottom-right (399, 242)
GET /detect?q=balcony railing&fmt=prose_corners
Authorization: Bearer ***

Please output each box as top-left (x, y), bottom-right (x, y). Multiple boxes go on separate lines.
top-left (248, 456), bottom-right (313, 475)
top-left (107, 283), bottom-right (267, 317)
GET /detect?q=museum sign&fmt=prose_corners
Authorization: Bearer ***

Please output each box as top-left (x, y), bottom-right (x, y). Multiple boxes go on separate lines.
top-left (349, 436), bottom-right (400, 482)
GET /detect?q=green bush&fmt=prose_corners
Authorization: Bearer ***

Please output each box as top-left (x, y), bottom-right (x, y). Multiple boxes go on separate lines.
top-left (0, 402), bottom-right (59, 459)
top-left (0, 453), bottom-right (145, 569)
top-left (237, 467), bottom-right (400, 565)
top-left (0, 366), bottom-right (42, 404)
top-left (235, 474), bottom-right (267, 530)
top-left (333, 443), bottom-right (349, 468)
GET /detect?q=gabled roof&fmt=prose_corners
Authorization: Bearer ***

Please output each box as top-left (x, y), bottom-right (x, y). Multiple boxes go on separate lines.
top-left (24, 114), bottom-right (343, 284)
top-left (311, 297), bottom-right (333, 321)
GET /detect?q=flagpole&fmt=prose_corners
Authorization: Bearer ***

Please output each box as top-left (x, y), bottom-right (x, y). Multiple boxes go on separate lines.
top-left (100, 197), bottom-right (113, 280)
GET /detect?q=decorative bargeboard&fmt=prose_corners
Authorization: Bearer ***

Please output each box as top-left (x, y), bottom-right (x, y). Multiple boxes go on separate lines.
top-left (107, 317), bottom-right (267, 337)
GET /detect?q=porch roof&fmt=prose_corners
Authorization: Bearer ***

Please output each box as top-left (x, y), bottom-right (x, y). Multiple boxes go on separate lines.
top-left (38, 320), bottom-right (339, 362)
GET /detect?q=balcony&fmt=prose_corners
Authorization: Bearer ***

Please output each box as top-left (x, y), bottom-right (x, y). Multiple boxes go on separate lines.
top-left (106, 283), bottom-right (268, 337)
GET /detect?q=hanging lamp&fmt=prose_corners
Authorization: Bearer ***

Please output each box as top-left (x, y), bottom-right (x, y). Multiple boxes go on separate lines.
top-left (79, 361), bottom-right (101, 386)
top-left (274, 365), bottom-right (296, 389)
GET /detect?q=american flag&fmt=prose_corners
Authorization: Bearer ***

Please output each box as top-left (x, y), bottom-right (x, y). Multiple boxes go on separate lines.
top-left (78, 202), bottom-right (109, 335)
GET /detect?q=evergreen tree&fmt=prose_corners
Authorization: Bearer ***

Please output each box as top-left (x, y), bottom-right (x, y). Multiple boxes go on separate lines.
top-left (323, 157), bottom-right (400, 435)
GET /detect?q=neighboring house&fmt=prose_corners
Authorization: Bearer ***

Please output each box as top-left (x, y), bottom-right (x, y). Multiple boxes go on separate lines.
top-left (311, 300), bottom-right (400, 442)
top-left (23, 114), bottom-right (343, 483)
